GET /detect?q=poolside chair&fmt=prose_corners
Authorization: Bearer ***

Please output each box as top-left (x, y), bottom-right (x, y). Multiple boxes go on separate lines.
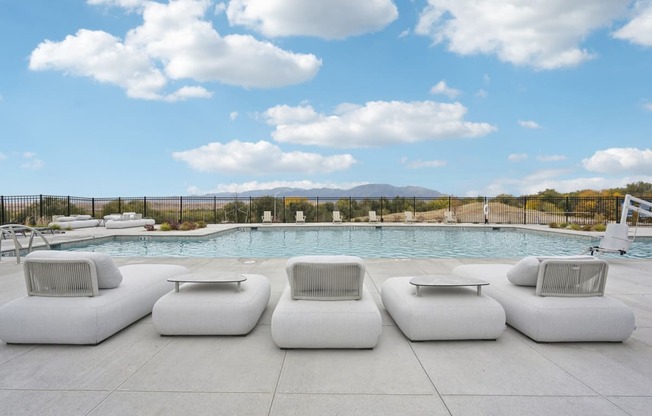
top-left (0, 251), bottom-right (188, 344)
top-left (588, 223), bottom-right (633, 255)
top-left (444, 210), bottom-right (457, 223)
top-left (271, 256), bottom-right (382, 349)
top-left (295, 211), bottom-right (306, 223)
top-left (404, 211), bottom-right (415, 223)
top-left (262, 211), bottom-right (273, 223)
top-left (332, 211), bottom-right (343, 223)
top-left (452, 256), bottom-right (635, 342)
top-left (368, 211), bottom-right (378, 223)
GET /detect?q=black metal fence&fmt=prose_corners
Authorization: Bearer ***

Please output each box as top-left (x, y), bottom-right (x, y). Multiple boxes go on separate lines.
top-left (2, 194), bottom-right (651, 227)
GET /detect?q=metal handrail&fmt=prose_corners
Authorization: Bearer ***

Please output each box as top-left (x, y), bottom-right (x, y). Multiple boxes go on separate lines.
top-left (0, 224), bottom-right (51, 264)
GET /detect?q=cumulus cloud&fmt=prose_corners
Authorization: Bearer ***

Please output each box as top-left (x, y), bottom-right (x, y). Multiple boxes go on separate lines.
top-left (225, 0), bottom-right (398, 39)
top-left (430, 80), bottom-right (460, 98)
top-left (264, 101), bottom-right (496, 148)
top-left (613, 2), bottom-right (652, 46)
top-left (87, 0), bottom-right (146, 9)
top-left (415, 0), bottom-right (629, 69)
top-left (172, 140), bottom-right (356, 174)
top-left (518, 120), bottom-right (542, 129)
top-left (186, 180), bottom-right (369, 195)
top-left (582, 147), bottom-right (652, 174)
top-left (30, 0), bottom-right (321, 100)
top-left (230, 111), bottom-right (239, 120)
top-left (508, 153), bottom-right (528, 162)
top-left (401, 157), bottom-right (447, 169)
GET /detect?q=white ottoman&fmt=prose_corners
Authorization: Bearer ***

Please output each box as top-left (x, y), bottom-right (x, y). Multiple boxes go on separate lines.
top-left (271, 285), bottom-right (382, 349)
top-left (152, 273), bottom-right (270, 336)
top-left (381, 276), bottom-right (506, 341)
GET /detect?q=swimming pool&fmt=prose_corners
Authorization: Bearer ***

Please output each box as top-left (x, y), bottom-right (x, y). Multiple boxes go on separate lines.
top-left (54, 226), bottom-right (652, 259)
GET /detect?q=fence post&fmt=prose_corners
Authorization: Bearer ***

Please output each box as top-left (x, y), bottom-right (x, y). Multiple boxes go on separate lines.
top-left (66, 196), bottom-right (71, 216)
top-left (143, 197), bottom-right (147, 218)
top-left (565, 196), bottom-right (570, 224)
top-left (118, 197), bottom-right (122, 214)
top-left (349, 197), bottom-right (352, 221)
top-left (213, 196), bottom-right (217, 224)
top-left (523, 197), bottom-right (527, 224)
top-left (179, 196), bottom-right (183, 223)
top-left (1, 195), bottom-right (4, 225)
top-left (249, 197), bottom-right (252, 223)
top-left (92, 198), bottom-right (95, 218)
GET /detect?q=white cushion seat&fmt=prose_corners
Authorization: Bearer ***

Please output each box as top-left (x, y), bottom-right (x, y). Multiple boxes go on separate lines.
top-left (0, 261), bottom-right (187, 345)
top-left (105, 218), bottom-right (155, 229)
top-left (152, 274), bottom-right (270, 336)
top-left (271, 255), bottom-right (381, 349)
top-left (453, 263), bottom-right (636, 342)
top-left (381, 276), bottom-right (506, 341)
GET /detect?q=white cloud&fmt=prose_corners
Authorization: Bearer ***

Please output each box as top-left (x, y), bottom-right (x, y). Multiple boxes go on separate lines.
top-left (265, 101), bottom-right (496, 148)
top-left (582, 147), bottom-right (652, 174)
top-left (20, 152), bottom-right (43, 170)
top-left (518, 120), bottom-right (542, 129)
top-left (537, 154), bottom-right (567, 162)
top-left (401, 157), bottom-right (447, 169)
top-left (230, 111), bottom-right (239, 121)
top-left (172, 140), bottom-right (356, 174)
top-left (30, 0), bottom-right (321, 100)
top-left (475, 89), bottom-right (488, 98)
top-left (87, 0), bottom-right (146, 9)
top-left (508, 153), bottom-right (528, 162)
top-left (415, 0), bottom-right (629, 69)
top-left (613, 2), bottom-right (652, 46)
top-left (430, 80), bottom-right (460, 98)
top-left (186, 180), bottom-right (369, 195)
top-left (225, 0), bottom-right (398, 39)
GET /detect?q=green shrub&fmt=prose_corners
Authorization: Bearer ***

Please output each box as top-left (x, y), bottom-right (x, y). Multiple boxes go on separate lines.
top-left (49, 224), bottom-right (61, 231)
top-left (559, 223), bottom-right (569, 228)
top-left (179, 221), bottom-right (197, 231)
top-left (593, 224), bottom-right (607, 232)
top-left (196, 221), bottom-right (207, 229)
top-left (159, 222), bottom-right (172, 231)
top-left (569, 223), bottom-right (581, 231)
top-left (581, 224), bottom-right (593, 232)
top-left (548, 222), bottom-right (559, 229)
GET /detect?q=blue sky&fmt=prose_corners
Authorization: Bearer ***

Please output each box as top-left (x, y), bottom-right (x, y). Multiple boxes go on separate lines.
top-left (1, 0), bottom-right (652, 197)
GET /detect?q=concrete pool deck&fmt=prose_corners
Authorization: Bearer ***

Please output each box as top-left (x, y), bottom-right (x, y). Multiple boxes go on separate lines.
top-left (1, 224), bottom-right (651, 415)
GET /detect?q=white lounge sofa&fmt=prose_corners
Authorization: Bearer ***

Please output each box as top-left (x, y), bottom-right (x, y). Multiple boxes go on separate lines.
top-left (452, 256), bottom-right (636, 342)
top-left (104, 212), bottom-right (155, 229)
top-left (0, 251), bottom-right (188, 345)
top-left (48, 214), bottom-right (100, 229)
top-left (271, 255), bottom-right (382, 349)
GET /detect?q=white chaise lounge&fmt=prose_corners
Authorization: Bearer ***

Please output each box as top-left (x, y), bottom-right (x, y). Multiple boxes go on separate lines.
top-left (452, 256), bottom-right (635, 342)
top-left (48, 214), bottom-right (100, 229)
top-left (0, 251), bottom-right (188, 345)
top-left (271, 255), bottom-right (382, 349)
top-left (104, 212), bottom-right (155, 229)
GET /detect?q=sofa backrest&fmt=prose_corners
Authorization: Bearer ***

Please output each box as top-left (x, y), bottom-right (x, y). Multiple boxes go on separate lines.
top-left (286, 255), bottom-right (365, 300)
top-left (535, 258), bottom-right (608, 297)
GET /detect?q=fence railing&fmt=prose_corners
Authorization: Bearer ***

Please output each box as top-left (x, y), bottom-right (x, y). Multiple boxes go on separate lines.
top-left (1, 194), bottom-right (651, 226)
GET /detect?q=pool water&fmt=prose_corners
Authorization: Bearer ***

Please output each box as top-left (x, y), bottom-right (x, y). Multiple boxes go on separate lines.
top-left (54, 226), bottom-right (651, 259)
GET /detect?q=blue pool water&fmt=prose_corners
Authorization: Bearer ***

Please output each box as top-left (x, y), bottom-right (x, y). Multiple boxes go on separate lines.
top-left (54, 226), bottom-right (652, 259)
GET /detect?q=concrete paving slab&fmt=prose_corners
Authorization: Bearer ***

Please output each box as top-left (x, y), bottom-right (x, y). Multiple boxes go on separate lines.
top-left (0, 390), bottom-right (108, 416)
top-left (120, 326), bottom-right (284, 393)
top-left (608, 396), bottom-right (652, 416)
top-left (412, 332), bottom-right (598, 396)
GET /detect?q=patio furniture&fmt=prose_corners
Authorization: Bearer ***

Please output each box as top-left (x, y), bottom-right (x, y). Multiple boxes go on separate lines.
top-left (382, 275), bottom-right (505, 341)
top-left (104, 212), bottom-right (155, 229)
top-left (152, 273), bottom-right (270, 336)
top-left (0, 251), bottom-right (188, 345)
top-left (271, 255), bottom-right (382, 349)
top-left (48, 214), bottom-right (100, 229)
top-left (404, 211), bottom-right (415, 223)
top-left (452, 256), bottom-right (636, 342)
top-left (262, 211), bottom-right (273, 223)
top-left (295, 211), bottom-right (306, 223)
top-left (368, 211), bottom-right (378, 223)
top-left (332, 211), bottom-right (343, 223)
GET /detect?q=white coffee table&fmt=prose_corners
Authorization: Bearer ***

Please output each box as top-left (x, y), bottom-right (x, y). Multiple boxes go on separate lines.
top-left (168, 273), bottom-right (247, 292)
top-left (409, 274), bottom-right (489, 296)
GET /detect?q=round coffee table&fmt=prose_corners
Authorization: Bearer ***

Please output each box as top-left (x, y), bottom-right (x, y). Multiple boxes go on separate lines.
top-left (168, 272), bottom-right (247, 292)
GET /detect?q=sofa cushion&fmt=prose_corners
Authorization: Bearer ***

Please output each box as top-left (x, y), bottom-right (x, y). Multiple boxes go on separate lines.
top-left (25, 251), bottom-right (123, 289)
top-left (506, 256), bottom-right (540, 286)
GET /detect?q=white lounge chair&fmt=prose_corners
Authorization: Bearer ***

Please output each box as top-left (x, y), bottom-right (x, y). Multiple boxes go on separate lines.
top-left (368, 211), bottom-right (378, 223)
top-left (404, 211), bottom-right (415, 223)
top-left (271, 255), bottom-right (382, 349)
top-left (332, 211), bottom-right (343, 223)
top-left (0, 251), bottom-right (188, 344)
top-left (589, 223), bottom-right (633, 255)
top-left (262, 211), bottom-right (273, 223)
top-left (295, 211), bottom-right (305, 223)
top-left (452, 256), bottom-right (635, 342)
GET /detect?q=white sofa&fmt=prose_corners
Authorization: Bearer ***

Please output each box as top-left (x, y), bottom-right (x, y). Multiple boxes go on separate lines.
top-left (0, 251), bottom-right (188, 345)
top-left (104, 212), bottom-right (155, 229)
top-left (452, 256), bottom-right (636, 342)
top-left (48, 214), bottom-right (100, 229)
top-left (271, 256), bottom-right (382, 349)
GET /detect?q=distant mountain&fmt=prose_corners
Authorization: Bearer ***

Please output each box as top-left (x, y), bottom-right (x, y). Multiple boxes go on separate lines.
top-left (208, 184), bottom-right (444, 198)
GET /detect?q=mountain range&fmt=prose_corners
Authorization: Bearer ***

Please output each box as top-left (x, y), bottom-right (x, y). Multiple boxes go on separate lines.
top-left (208, 184), bottom-right (444, 198)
